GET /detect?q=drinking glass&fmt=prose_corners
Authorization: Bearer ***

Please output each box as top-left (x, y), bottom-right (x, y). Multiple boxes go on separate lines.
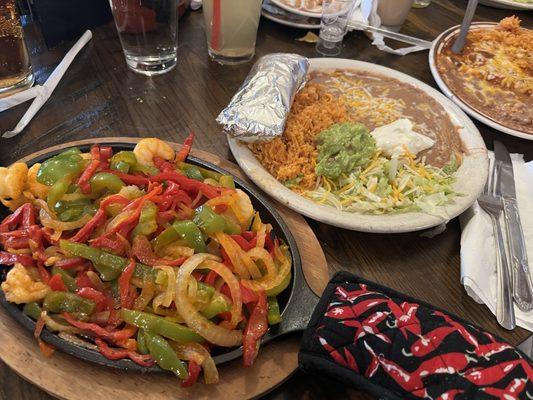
top-left (377, 0), bottom-right (413, 31)
top-left (109, 0), bottom-right (178, 76)
top-left (0, 0), bottom-right (34, 97)
top-left (316, 0), bottom-right (357, 57)
top-left (203, 0), bottom-right (263, 65)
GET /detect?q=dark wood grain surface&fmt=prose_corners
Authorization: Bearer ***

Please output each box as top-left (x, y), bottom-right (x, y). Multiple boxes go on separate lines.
top-left (0, 1), bottom-right (532, 399)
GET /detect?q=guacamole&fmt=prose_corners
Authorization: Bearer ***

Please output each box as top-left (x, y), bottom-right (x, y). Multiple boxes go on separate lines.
top-left (315, 123), bottom-right (376, 180)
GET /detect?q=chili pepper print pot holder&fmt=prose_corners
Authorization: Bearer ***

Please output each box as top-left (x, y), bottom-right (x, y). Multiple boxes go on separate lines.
top-left (299, 272), bottom-right (533, 399)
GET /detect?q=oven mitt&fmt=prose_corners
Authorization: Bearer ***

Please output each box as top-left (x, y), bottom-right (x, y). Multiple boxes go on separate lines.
top-left (299, 271), bottom-right (533, 399)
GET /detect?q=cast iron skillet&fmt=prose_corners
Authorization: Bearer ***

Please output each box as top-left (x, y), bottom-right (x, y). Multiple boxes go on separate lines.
top-left (0, 143), bottom-right (319, 373)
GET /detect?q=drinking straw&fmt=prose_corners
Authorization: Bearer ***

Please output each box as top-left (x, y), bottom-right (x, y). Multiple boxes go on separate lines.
top-left (211, 0), bottom-right (221, 51)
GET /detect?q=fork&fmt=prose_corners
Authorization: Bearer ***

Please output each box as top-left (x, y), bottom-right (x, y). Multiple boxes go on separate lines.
top-left (477, 159), bottom-right (516, 330)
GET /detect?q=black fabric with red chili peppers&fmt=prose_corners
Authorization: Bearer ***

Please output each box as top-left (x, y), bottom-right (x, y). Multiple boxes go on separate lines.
top-left (299, 272), bottom-right (533, 400)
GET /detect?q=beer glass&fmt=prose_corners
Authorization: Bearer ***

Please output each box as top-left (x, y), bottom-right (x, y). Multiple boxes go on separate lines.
top-left (109, 0), bottom-right (179, 76)
top-left (203, 0), bottom-right (262, 65)
top-left (0, 0), bottom-right (34, 97)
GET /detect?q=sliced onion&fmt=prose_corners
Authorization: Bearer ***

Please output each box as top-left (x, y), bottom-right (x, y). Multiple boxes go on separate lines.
top-left (256, 223), bottom-right (266, 249)
top-left (215, 232), bottom-right (262, 279)
top-left (172, 342), bottom-right (219, 384)
top-left (134, 282), bottom-right (156, 311)
top-left (175, 254), bottom-right (243, 347)
top-left (105, 210), bottom-right (135, 233)
top-left (42, 312), bottom-right (81, 333)
top-left (58, 332), bottom-right (98, 351)
top-left (241, 246), bottom-right (290, 292)
top-left (38, 204), bottom-right (91, 231)
top-left (86, 271), bottom-right (105, 292)
top-left (153, 265), bottom-right (175, 308)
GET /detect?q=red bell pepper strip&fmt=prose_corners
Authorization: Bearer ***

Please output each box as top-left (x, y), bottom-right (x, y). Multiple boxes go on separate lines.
top-left (0, 251), bottom-right (34, 267)
top-left (2, 236), bottom-right (30, 249)
top-left (106, 170), bottom-right (151, 186)
top-left (55, 257), bottom-right (87, 270)
top-left (62, 313), bottom-right (137, 342)
top-left (76, 272), bottom-right (97, 290)
top-left (220, 247), bottom-right (233, 269)
top-left (220, 282), bottom-right (258, 304)
top-left (77, 146), bottom-right (101, 194)
top-left (70, 195), bottom-right (128, 243)
top-left (37, 262), bottom-right (51, 284)
top-left (77, 287), bottom-right (108, 312)
top-left (243, 291), bottom-right (268, 367)
top-left (131, 235), bottom-right (186, 267)
top-left (150, 170), bottom-right (221, 199)
top-left (175, 132), bottom-right (195, 163)
top-left (119, 258), bottom-right (136, 309)
top-left (28, 225), bottom-right (47, 263)
top-left (204, 270), bottom-right (218, 287)
top-left (181, 360), bottom-right (201, 388)
top-left (0, 203), bottom-right (35, 232)
top-left (91, 235), bottom-right (127, 256)
top-left (94, 338), bottom-right (155, 367)
top-left (34, 314), bottom-right (55, 357)
top-left (99, 146), bottom-right (113, 171)
top-left (229, 234), bottom-right (256, 251)
top-left (48, 274), bottom-right (68, 292)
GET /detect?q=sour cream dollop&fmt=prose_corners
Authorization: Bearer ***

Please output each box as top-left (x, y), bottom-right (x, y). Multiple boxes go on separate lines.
top-left (370, 119), bottom-right (435, 157)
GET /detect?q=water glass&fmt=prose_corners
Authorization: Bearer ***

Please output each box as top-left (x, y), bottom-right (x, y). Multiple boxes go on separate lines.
top-left (109, 0), bottom-right (178, 76)
top-left (316, 0), bottom-right (357, 57)
top-left (0, 0), bottom-right (34, 97)
top-left (203, 0), bottom-right (263, 65)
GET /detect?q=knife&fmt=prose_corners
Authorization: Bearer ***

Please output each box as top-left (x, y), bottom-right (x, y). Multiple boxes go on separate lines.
top-left (494, 141), bottom-right (533, 311)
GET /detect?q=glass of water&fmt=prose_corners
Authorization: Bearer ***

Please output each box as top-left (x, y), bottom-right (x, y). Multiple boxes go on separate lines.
top-left (109, 0), bottom-right (178, 76)
top-left (316, 0), bottom-right (357, 57)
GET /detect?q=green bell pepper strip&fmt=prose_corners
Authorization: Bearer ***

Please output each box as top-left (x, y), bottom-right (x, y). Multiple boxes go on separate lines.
top-left (54, 198), bottom-right (95, 222)
top-left (137, 329), bottom-right (149, 354)
top-left (110, 151), bottom-right (137, 173)
top-left (171, 220), bottom-right (206, 253)
top-left (182, 164), bottom-right (204, 181)
top-left (219, 175), bottom-right (235, 189)
top-left (178, 162), bottom-right (221, 181)
top-left (122, 309), bottom-right (203, 344)
top-left (43, 291), bottom-right (96, 315)
top-left (47, 177), bottom-right (72, 210)
top-left (37, 148), bottom-right (84, 186)
top-left (59, 240), bottom-right (154, 282)
top-left (267, 296), bottom-right (282, 325)
top-left (201, 292), bottom-right (231, 319)
top-left (51, 266), bottom-right (77, 292)
top-left (145, 331), bottom-right (188, 379)
top-left (23, 302), bottom-right (42, 320)
top-left (151, 226), bottom-right (179, 253)
top-left (131, 201), bottom-right (158, 237)
top-left (90, 172), bottom-right (125, 195)
top-left (193, 205), bottom-right (226, 235)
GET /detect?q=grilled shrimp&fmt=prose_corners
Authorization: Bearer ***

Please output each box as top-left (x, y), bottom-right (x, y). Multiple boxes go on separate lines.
top-left (0, 162), bottom-right (28, 207)
top-left (1, 263), bottom-right (50, 304)
top-left (25, 163), bottom-right (49, 200)
top-left (134, 138), bottom-right (175, 166)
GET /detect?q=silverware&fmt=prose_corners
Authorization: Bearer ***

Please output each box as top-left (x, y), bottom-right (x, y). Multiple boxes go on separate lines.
top-left (494, 141), bottom-right (533, 311)
top-left (451, 0), bottom-right (478, 53)
top-left (478, 158), bottom-right (516, 330)
top-left (347, 21), bottom-right (432, 49)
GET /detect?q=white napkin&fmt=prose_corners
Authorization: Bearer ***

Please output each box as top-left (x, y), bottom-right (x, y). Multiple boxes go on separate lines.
top-left (1, 30), bottom-right (93, 138)
top-left (349, 0), bottom-right (428, 55)
top-left (460, 153), bottom-right (533, 331)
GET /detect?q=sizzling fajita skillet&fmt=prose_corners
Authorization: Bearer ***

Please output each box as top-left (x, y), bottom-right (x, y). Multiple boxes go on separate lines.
top-left (0, 141), bottom-right (319, 375)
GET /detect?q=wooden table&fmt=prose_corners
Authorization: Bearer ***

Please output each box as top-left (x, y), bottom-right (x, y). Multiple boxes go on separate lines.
top-left (0, 1), bottom-right (532, 399)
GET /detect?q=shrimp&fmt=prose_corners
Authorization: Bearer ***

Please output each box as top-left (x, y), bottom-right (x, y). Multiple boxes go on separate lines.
top-left (134, 138), bottom-right (175, 166)
top-left (0, 163), bottom-right (29, 209)
top-left (24, 163), bottom-right (49, 200)
top-left (1, 263), bottom-right (50, 304)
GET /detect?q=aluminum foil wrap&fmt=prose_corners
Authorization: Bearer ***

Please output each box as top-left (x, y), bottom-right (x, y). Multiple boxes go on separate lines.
top-left (216, 53), bottom-right (309, 143)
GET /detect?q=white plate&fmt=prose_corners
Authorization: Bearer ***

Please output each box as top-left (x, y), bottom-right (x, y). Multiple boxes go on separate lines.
top-left (479, 0), bottom-right (533, 10)
top-left (262, 0), bottom-right (321, 29)
top-left (270, 0), bottom-right (323, 17)
top-left (429, 23), bottom-right (533, 141)
top-left (228, 58), bottom-right (489, 233)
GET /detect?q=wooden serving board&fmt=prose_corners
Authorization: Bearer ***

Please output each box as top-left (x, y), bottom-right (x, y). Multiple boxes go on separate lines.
top-left (0, 137), bottom-right (330, 400)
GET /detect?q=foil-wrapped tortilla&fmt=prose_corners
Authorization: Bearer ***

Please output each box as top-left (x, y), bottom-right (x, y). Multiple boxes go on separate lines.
top-left (216, 53), bottom-right (309, 143)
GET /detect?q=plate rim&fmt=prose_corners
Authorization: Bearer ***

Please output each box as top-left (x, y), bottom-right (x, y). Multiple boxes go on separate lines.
top-left (479, 0), bottom-right (533, 10)
top-left (0, 140), bottom-right (302, 373)
top-left (270, 0), bottom-right (323, 18)
top-left (261, 9), bottom-right (321, 29)
top-left (429, 22), bottom-right (533, 141)
top-left (228, 57), bottom-right (489, 233)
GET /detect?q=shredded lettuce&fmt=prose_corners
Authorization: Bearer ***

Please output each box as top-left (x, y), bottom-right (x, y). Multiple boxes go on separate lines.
top-left (303, 151), bottom-right (460, 217)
